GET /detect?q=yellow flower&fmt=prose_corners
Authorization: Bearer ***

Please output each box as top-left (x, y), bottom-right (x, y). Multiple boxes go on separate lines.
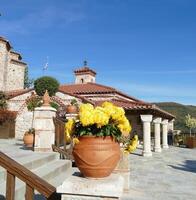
top-left (73, 137), bottom-right (80, 145)
top-left (117, 117), bottom-right (132, 135)
top-left (111, 107), bottom-right (125, 121)
top-left (79, 103), bottom-right (95, 126)
top-left (101, 102), bottom-right (116, 118)
top-left (65, 119), bottom-right (75, 141)
top-left (94, 106), bottom-right (109, 128)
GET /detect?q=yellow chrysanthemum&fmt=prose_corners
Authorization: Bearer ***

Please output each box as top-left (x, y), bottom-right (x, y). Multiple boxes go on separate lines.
top-left (73, 137), bottom-right (80, 145)
top-left (101, 102), bottom-right (117, 118)
top-left (111, 106), bottom-right (125, 121)
top-left (79, 103), bottom-right (95, 126)
top-left (117, 117), bottom-right (132, 135)
top-left (79, 103), bottom-right (94, 112)
top-left (65, 119), bottom-right (75, 141)
top-left (94, 106), bottom-right (109, 128)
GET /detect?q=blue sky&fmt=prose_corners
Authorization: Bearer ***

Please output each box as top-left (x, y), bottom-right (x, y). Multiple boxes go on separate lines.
top-left (1, 0), bottom-right (196, 105)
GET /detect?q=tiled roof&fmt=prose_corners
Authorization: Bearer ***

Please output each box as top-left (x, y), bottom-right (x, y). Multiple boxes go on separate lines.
top-left (95, 99), bottom-right (152, 110)
top-left (5, 83), bottom-right (175, 119)
top-left (59, 82), bottom-right (141, 102)
top-left (5, 89), bottom-right (34, 99)
top-left (74, 67), bottom-right (96, 75)
top-left (95, 99), bottom-right (175, 119)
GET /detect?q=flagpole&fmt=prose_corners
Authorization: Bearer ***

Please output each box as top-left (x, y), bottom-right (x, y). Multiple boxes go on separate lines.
top-left (43, 56), bottom-right (49, 76)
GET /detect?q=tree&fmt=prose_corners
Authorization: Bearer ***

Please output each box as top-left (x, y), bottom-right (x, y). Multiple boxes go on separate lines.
top-left (24, 66), bottom-right (34, 88)
top-left (185, 114), bottom-right (196, 136)
top-left (34, 76), bottom-right (59, 96)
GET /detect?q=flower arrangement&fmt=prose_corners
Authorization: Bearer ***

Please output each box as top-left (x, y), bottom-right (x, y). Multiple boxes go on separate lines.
top-left (65, 102), bottom-right (131, 142)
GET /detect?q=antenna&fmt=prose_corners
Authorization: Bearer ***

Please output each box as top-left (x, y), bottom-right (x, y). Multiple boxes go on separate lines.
top-left (43, 56), bottom-right (49, 75)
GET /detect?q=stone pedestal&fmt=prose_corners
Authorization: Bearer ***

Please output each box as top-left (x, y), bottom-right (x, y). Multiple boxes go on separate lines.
top-left (141, 115), bottom-right (153, 157)
top-left (57, 173), bottom-right (124, 200)
top-left (114, 148), bottom-right (130, 192)
top-left (153, 118), bottom-right (162, 153)
top-left (33, 106), bottom-right (56, 152)
top-left (162, 119), bottom-right (169, 149)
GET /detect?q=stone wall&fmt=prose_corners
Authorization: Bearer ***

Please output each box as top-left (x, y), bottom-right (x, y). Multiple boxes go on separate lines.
top-left (7, 90), bottom-right (34, 139)
top-left (0, 40), bottom-right (9, 91)
top-left (6, 60), bottom-right (25, 91)
top-left (55, 92), bottom-right (82, 105)
top-left (15, 107), bottom-right (33, 139)
top-left (127, 114), bottom-right (143, 138)
top-left (0, 38), bottom-right (26, 92)
top-left (75, 74), bottom-right (95, 84)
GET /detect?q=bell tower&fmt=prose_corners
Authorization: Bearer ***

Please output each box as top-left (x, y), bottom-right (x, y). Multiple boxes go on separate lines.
top-left (74, 61), bottom-right (96, 84)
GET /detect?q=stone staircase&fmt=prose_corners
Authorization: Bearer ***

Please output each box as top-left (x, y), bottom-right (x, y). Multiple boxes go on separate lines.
top-left (0, 140), bottom-right (72, 200)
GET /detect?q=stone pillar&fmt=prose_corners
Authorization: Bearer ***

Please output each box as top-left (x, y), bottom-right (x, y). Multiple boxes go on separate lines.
top-left (162, 119), bottom-right (169, 149)
top-left (140, 115), bottom-right (153, 157)
top-left (33, 91), bottom-right (57, 152)
top-left (153, 117), bottom-right (162, 153)
top-left (168, 119), bottom-right (175, 131)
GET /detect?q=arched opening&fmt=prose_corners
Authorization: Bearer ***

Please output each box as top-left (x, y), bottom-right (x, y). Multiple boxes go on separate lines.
top-left (80, 78), bottom-right (84, 83)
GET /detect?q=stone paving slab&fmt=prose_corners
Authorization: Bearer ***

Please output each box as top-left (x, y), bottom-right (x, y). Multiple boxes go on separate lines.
top-left (122, 147), bottom-right (196, 200)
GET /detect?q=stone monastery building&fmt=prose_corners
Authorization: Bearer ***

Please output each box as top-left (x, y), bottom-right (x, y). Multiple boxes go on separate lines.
top-left (0, 36), bottom-right (175, 156)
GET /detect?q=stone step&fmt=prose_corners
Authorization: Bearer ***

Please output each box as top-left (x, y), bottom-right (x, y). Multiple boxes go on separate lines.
top-left (0, 152), bottom-right (59, 181)
top-left (0, 159), bottom-right (72, 200)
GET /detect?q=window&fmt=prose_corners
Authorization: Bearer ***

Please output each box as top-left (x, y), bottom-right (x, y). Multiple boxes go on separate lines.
top-left (81, 78), bottom-right (84, 83)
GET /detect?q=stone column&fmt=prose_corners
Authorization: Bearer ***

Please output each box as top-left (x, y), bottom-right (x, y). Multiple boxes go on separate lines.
top-left (162, 119), bottom-right (169, 149)
top-left (33, 91), bottom-right (57, 152)
top-left (141, 115), bottom-right (153, 157)
top-left (153, 117), bottom-right (162, 152)
top-left (168, 119), bottom-right (175, 131)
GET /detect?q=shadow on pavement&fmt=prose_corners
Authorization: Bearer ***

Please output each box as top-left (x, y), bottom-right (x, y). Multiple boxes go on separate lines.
top-left (169, 160), bottom-right (196, 173)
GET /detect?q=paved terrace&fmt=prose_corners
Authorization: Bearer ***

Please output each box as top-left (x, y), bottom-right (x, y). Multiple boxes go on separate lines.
top-left (123, 147), bottom-right (196, 200)
top-left (0, 140), bottom-right (195, 200)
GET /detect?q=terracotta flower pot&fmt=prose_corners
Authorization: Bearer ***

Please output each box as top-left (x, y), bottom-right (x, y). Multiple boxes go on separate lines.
top-left (23, 132), bottom-right (34, 147)
top-left (66, 105), bottom-right (78, 114)
top-left (73, 136), bottom-right (120, 178)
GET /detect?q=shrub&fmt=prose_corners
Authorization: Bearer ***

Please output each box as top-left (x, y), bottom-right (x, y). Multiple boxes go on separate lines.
top-left (26, 95), bottom-right (42, 111)
top-left (0, 110), bottom-right (17, 125)
top-left (50, 102), bottom-right (59, 110)
top-left (34, 76), bottom-right (59, 96)
top-left (0, 91), bottom-right (7, 109)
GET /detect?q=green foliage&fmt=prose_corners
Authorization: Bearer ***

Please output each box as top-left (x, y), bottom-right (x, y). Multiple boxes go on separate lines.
top-left (50, 102), bottom-right (59, 110)
top-left (26, 96), bottom-right (42, 111)
top-left (185, 114), bottom-right (196, 135)
top-left (24, 66), bottom-right (34, 88)
top-left (74, 122), bottom-right (122, 142)
top-left (155, 102), bottom-right (196, 133)
top-left (70, 99), bottom-right (78, 106)
top-left (34, 76), bottom-right (59, 96)
top-left (0, 91), bottom-right (7, 109)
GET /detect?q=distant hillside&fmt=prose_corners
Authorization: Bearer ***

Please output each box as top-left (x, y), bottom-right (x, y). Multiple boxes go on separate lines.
top-left (154, 102), bottom-right (196, 133)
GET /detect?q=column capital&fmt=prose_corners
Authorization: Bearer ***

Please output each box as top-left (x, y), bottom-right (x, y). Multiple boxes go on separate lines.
top-left (153, 117), bottom-right (162, 124)
top-left (140, 115), bottom-right (153, 122)
top-left (161, 119), bottom-right (168, 125)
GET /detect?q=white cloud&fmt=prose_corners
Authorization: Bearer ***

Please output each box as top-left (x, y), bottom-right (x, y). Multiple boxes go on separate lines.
top-left (0, 5), bottom-right (85, 35)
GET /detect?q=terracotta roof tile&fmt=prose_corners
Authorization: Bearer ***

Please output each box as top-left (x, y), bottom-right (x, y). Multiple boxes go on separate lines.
top-left (74, 67), bottom-right (96, 75)
top-left (5, 88), bottom-right (34, 99)
top-left (95, 98), bottom-right (152, 110)
top-left (95, 99), bottom-right (175, 119)
top-left (59, 82), bottom-right (142, 102)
